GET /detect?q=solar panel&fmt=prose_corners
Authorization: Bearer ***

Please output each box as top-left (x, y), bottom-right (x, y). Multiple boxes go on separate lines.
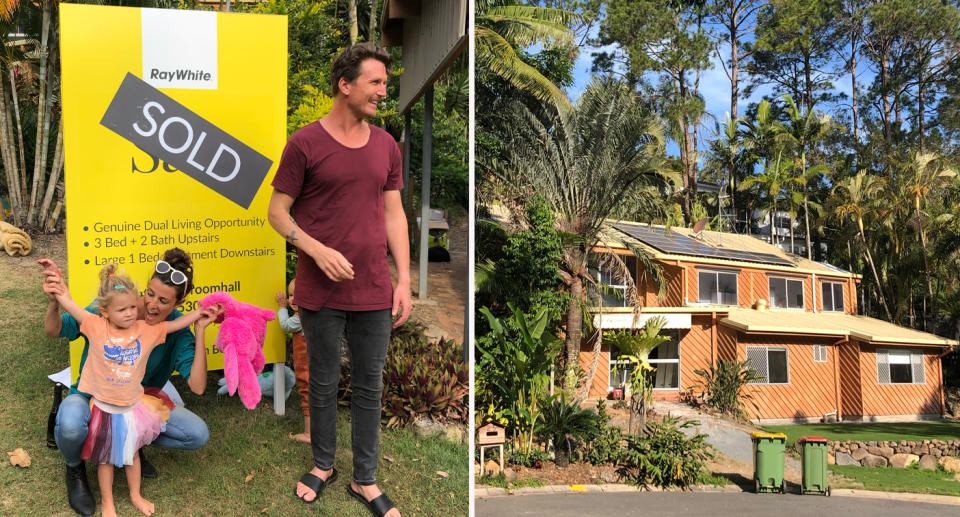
top-left (611, 222), bottom-right (796, 267)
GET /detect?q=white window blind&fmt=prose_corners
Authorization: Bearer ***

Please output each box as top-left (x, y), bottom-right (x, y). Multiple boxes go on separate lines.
top-left (813, 345), bottom-right (827, 363)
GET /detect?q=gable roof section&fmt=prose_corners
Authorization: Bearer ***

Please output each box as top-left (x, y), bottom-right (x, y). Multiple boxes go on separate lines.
top-left (719, 308), bottom-right (956, 347)
top-left (600, 220), bottom-right (860, 279)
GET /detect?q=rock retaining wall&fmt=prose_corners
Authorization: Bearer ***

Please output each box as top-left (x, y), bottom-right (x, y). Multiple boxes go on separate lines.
top-left (824, 439), bottom-right (960, 472)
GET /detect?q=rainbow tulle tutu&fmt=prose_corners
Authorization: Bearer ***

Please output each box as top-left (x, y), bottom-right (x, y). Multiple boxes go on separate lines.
top-left (80, 388), bottom-right (175, 467)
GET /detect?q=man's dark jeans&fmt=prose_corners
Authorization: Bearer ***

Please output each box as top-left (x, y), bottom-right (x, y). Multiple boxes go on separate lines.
top-left (300, 306), bottom-right (392, 485)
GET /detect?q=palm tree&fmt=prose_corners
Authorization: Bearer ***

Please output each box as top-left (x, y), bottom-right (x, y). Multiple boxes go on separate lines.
top-left (740, 149), bottom-right (792, 246)
top-left (898, 152), bottom-right (957, 326)
top-left (481, 76), bottom-right (669, 393)
top-left (781, 95), bottom-right (834, 259)
top-left (829, 171), bottom-right (893, 321)
top-left (703, 114), bottom-right (747, 232)
top-left (476, 0), bottom-right (581, 109)
top-left (606, 316), bottom-right (670, 434)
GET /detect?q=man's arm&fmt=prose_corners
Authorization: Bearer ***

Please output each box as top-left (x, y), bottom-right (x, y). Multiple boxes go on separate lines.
top-left (267, 189), bottom-right (354, 282)
top-left (384, 190), bottom-right (412, 327)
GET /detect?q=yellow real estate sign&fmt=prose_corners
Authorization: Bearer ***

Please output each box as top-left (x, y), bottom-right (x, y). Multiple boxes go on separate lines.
top-left (59, 4), bottom-right (287, 379)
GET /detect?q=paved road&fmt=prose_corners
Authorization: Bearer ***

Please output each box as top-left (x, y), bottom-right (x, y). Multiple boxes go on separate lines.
top-left (476, 492), bottom-right (958, 516)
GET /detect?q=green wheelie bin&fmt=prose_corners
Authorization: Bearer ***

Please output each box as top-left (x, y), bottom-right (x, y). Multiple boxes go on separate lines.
top-left (751, 432), bottom-right (787, 494)
top-left (799, 436), bottom-right (830, 496)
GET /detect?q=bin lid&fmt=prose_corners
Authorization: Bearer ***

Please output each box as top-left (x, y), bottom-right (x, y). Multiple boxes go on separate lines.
top-left (751, 431), bottom-right (787, 440)
top-left (799, 436), bottom-right (830, 443)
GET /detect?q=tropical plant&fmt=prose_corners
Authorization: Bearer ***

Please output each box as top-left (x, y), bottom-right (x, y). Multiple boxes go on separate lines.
top-left (829, 171), bottom-right (892, 321)
top-left (780, 95), bottom-right (835, 258)
top-left (619, 415), bottom-right (713, 489)
top-left (536, 392), bottom-right (600, 468)
top-left (376, 321), bottom-right (468, 427)
top-left (481, 76), bottom-right (669, 393)
top-left (587, 400), bottom-right (626, 466)
top-left (693, 359), bottom-right (761, 420)
top-left (475, 0), bottom-right (581, 108)
top-left (477, 303), bottom-right (563, 455)
top-left (605, 316), bottom-right (670, 434)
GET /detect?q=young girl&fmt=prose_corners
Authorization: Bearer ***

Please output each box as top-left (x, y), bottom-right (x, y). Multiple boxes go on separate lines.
top-left (40, 259), bottom-right (203, 517)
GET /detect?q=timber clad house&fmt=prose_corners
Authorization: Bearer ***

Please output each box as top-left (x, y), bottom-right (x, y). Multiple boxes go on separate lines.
top-left (585, 221), bottom-right (958, 425)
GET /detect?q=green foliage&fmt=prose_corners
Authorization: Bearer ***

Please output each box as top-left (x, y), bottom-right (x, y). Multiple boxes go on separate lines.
top-left (620, 416), bottom-right (713, 489)
top-left (249, 0), bottom-right (343, 118)
top-left (476, 304), bottom-right (562, 448)
top-left (375, 321), bottom-right (468, 428)
top-left (506, 447), bottom-right (549, 468)
top-left (287, 84), bottom-right (335, 134)
top-left (536, 392), bottom-right (600, 467)
top-left (476, 196), bottom-right (566, 322)
top-left (605, 316), bottom-right (669, 432)
top-left (587, 401), bottom-right (626, 465)
top-left (694, 359), bottom-right (761, 420)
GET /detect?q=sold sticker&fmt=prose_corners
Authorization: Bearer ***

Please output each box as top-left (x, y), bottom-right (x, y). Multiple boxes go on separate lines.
top-left (99, 72), bottom-right (273, 209)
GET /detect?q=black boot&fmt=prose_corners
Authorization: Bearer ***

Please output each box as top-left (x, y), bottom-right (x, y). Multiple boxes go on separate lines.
top-left (139, 449), bottom-right (158, 479)
top-left (65, 462), bottom-right (95, 516)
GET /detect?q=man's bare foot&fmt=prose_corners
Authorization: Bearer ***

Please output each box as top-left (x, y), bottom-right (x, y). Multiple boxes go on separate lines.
top-left (350, 482), bottom-right (401, 517)
top-left (101, 499), bottom-right (117, 517)
top-left (295, 467), bottom-right (333, 502)
top-left (130, 494), bottom-right (155, 516)
top-left (289, 432), bottom-right (311, 443)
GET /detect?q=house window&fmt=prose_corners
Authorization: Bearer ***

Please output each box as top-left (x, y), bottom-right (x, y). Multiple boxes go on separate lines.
top-left (769, 277), bottom-right (804, 309)
top-left (876, 349), bottom-right (925, 385)
top-left (646, 335), bottom-right (680, 390)
top-left (746, 346), bottom-right (789, 384)
top-left (698, 270), bottom-right (738, 305)
top-left (821, 281), bottom-right (845, 312)
top-left (609, 331), bottom-right (681, 391)
top-left (813, 345), bottom-right (827, 363)
top-left (595, 256), bottom-right (637, 307)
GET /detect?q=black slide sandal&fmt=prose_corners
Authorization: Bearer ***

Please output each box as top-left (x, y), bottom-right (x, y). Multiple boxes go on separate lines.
top-left (294, 468), bottom-right (338, 504)
top-left (346, 483), bottom-right (397, 517)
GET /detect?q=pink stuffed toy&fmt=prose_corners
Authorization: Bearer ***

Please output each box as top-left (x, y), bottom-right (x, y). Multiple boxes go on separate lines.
top-left (200, 291), bottom-right (275, 409)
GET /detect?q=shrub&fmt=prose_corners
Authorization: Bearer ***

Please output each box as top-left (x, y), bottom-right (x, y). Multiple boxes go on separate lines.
top-left (340, 320), bottom-right (468, 428)
top-left (620, 416), bottom-right (713, 489)
top-left (507, 447), bottom-right (549, 468)
top-left (694, 359), bottom-right (761, 420)
top-left (537, 392), bottom-right (600, 468)
top-left (587, 401), bottom-right (626, 465)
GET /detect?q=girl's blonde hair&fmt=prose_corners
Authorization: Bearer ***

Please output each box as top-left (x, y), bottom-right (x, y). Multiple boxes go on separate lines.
top-left (96, 263), bottom-right (137, 308)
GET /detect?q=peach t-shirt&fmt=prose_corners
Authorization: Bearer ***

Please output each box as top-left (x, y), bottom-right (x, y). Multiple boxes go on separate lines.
top-left (76, 316), bottom-right (168, 406)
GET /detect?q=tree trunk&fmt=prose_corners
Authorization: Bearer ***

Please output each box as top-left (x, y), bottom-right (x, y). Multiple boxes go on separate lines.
top-left (28, 0), bottom-right (53, 226)
top-left (858, 217), bottom-right (892, 321)
top-left (0, 65), bottom-right (22, 226)
top-left (580, 299), bottom-right (603, 401)
top-left (918, 82), bottom-right (926, 153)
top-left (8, 69), bottom-right (25, 192)
top-left (39, 117), bottom-right (64, 227)
top-left (348, 0), bottom-right (359, 44)
top-left (880, 54), bottom-right (892, 145)
top-left (555, 439), bottom-right (570, 468)
top-left (564, 274), bottom-right (584, 390)
top-left (850, 45), bottom-right (859, 144)
top-left (368, 0), bottom-right (378, 43)
top-left (803, 194), bottom-right (812, 259)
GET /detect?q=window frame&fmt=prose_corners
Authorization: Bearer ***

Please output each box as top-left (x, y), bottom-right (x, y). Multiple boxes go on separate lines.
top-left (876, 348), bottom-right (925, 385)
top-left (746, 346), bottom-right (790, 385)
top-left (821, 281), bottom-right (845, 312)
top-left (696, 269), bottom-right (739, 306)
top-left (813, 344), bottom-right (827, 363)
top-left (608, 331), bottom-right (682, 392)
top-left (768, 276), bottom-right (805, 310)
top-left (594, 256), bottom-right (637, 308)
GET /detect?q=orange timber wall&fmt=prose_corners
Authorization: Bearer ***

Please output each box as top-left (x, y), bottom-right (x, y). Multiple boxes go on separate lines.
top-left (734, 334), bottom-right (839, 420)
top-left (857, 344), bottom-right (943, 417)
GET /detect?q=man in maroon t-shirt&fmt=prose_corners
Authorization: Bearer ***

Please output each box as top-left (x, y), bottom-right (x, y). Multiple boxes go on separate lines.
top-left (267, 43), bottom-right (410, 517)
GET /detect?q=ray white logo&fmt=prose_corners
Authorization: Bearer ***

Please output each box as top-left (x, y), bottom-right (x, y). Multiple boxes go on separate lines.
top-left (101, 73), bottom-right (272, 209)
top-left (142, 8), bottom-right (217, 90)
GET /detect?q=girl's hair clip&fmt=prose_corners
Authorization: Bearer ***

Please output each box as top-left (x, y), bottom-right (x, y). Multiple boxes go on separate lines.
top-left (113, 284), bottom-right (126, 290)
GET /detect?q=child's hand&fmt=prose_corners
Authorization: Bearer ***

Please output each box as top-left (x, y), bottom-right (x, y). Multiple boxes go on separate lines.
top-left (275, 291), bottom-right (287, 308)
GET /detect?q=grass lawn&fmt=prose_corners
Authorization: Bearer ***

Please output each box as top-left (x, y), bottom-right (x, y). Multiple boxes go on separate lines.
top-left (830, 464), bottom-right (960, 497)
top-left (0, 247), bottom-right (467, 516)
top-left (762, 422), bottom-right (960, 446)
